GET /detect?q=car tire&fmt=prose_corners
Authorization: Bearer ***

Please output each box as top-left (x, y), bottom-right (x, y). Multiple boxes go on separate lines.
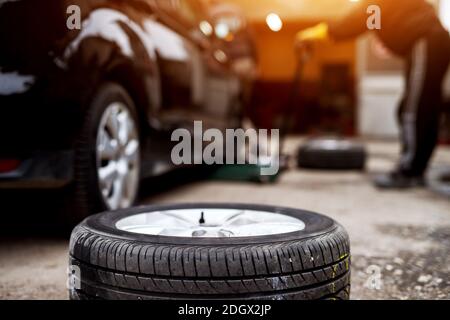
top-left (297, 137), bottom-right (366, 170)
top-left (69, 203), bottom-right (351, 300)
top-left (66, 82), bottom-right (141, 226)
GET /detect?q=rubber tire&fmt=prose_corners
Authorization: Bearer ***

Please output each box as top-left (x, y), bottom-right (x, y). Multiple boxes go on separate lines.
top-left (66, 82), bottom-right (140, 226)
top-left (69, 203), bottom-right (351, 300)
top-left (297, 137), bottom-right (366, 170)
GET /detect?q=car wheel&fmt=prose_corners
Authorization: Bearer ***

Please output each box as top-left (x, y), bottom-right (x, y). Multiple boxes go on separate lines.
top-left (69, 203), bottom-right (351, 300)
top-left (297, 137), bottom-right (367, 170)
top-left (68, 82), bottom-right (141, 225)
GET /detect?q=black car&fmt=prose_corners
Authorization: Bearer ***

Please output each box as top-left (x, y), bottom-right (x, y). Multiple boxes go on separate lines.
top-left (0, 0), bottom-right (256, 222)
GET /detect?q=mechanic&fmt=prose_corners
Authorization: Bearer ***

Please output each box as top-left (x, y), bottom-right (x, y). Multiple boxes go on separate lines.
top-left (296, 0), bottom-right (450, 189)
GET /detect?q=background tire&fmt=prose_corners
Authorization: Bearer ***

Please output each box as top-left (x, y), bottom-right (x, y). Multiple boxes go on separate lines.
top-left (69, 203), bottom-right (351, 300)
top-left (66, 82), bottom-right (141, 226)
top-left (297, 137), bottom-right (366, 170)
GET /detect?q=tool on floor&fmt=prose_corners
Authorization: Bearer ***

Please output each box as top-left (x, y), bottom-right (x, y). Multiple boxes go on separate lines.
top-left (208, 122), bottom-right (287, 184)
top-left (208, 46), bottom-right (309, 183)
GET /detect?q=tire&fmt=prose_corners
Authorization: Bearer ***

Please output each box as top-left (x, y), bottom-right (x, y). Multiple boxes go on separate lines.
top-left (69, 203), bottom-right (351, 300)
top-left (67, 82), bottom-right (141, 226)
top-left (297, 137), bottom-right (366, 170)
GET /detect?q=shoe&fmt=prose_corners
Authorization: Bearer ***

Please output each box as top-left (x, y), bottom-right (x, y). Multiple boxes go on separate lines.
top-left (373, 171), bottom-right (425, 189)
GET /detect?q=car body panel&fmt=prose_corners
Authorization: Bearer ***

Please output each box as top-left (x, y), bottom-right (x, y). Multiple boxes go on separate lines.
top-left (0, 0), bottom-right (256, 187)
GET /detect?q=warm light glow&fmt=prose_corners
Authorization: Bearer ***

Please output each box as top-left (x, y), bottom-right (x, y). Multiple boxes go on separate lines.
top-left (213, 49), bottom-right (228, 63)
top-left (215, 22), bottom-right (230, 39)
top-left (266, 13), bottom-right (282, 32)
top-left (441, 0), bottom-right (450, 31)
top-left (199, 21), bottom-right (213, 36)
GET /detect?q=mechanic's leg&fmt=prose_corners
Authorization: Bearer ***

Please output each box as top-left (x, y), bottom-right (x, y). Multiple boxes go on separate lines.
top-left (401, 31), bottom-right (450, 176)
top-left (398, 39), bottom-right (435, 177)
top-left (375, 32), bottom-right (450, 189)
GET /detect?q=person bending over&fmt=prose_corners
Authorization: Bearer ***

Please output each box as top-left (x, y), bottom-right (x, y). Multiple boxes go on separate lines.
top-left (296, 0), bottom-right (450, 189)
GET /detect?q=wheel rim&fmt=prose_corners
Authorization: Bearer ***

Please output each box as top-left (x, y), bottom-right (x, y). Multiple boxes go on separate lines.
top-left (115, 208), bottom-right (306, 237)
top-left (96, 102), bottom-right (140, 210)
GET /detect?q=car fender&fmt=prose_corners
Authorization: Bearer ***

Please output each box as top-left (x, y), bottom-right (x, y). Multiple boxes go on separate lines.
top-left (60, 7), bottom-right (162, 122)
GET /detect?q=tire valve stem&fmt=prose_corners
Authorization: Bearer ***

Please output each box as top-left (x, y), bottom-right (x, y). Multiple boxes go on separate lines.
top-left (199, 211), bottom-right (205, 225)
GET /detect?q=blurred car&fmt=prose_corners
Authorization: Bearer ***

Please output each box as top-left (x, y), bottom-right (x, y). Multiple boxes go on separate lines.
top-left (0, 0), bottom-right (256, 223)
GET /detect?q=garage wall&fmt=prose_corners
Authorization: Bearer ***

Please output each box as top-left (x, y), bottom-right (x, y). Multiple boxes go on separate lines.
top-left (221, 0), bottom-right (358, 82)
top-left (250, 21), bottom-right (356, 82)
top-left (223, 0), bottom-right (358, 22)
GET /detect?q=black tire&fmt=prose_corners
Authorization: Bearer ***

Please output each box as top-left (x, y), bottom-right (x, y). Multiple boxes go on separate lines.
top-left (66, 82), bottom-right (141, 226)
top-left (297, 137), bottom-right (366, 170)
top-left (69, 203), bottom-right (351, 300)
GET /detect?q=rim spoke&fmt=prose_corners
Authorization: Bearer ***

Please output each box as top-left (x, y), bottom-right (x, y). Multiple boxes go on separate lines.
top-left (123, 169), bottom-right (137, 202)
top-left (106, 108), bottom-right (120, 140)
top-left (125, 139), bottom-right (139, 164)
top-left (158, 228), bottom-right (193, 237)
top-left (225, 222), bottom-right (304, 234)
top-left (159, 212), bottom-right (195, 226)
top-left (117, 110), bottom-right (130, 146)
top-left (99, 162), bottom-right (117, 189)
top-left (111, 175), bottom-right (125, 209)
top-left (224, 217), bottom-right (259, 227)
top-left (99, 131), bottom-right (118, 160)
top-left (223, 211), bottom-right (246, 225)
top-left (224, 214), bottom-right (285, 227)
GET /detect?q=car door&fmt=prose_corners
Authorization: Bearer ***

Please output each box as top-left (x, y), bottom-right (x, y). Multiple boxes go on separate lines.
top-left (148, 0), bottom-right (205, 130)
top-left (152, 0), bottom-right (237, 131)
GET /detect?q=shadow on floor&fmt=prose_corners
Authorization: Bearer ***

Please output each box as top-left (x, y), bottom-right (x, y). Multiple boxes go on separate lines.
top-left (0, 166), bottom-right (215, 239)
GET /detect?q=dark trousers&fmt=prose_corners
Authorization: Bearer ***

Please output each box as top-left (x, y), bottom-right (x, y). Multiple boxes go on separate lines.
top-left (398, 27), bottom-right (450, 176)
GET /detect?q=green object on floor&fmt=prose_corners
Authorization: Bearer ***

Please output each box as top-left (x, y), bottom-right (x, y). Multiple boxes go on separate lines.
top-left (208, 164), bottom-right (281, 184)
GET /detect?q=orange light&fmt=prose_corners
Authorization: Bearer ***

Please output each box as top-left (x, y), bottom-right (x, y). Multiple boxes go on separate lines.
top-left (266, 13), bottom-right (282, 32)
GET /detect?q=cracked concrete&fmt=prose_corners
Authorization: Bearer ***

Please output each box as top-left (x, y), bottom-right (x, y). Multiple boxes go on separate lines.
top-left (0, 138), bottom-right (449, 299)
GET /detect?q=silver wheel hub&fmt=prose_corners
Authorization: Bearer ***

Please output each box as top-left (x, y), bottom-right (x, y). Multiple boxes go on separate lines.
top-left (116, 208), bottom-right (305, 237)
top-left (96, 102), bottom-right (140, 210)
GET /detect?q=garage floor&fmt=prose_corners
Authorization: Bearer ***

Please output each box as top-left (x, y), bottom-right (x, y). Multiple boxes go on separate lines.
top-left (1, 138), bottom-right (449, 300)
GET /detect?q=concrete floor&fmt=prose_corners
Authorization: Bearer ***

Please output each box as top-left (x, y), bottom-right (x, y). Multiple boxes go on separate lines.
top-left (1, 138), bottom-right (449, 300)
